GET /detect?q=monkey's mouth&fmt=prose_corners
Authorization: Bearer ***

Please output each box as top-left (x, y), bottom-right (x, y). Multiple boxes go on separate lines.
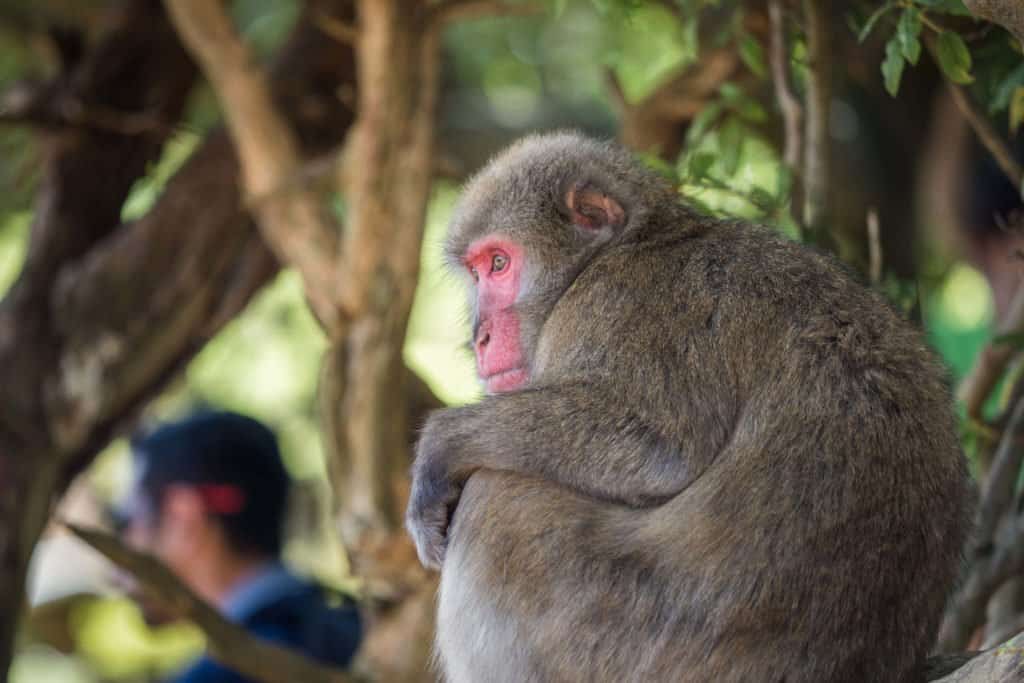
top-left (483, 367), bottom-right (528, 394)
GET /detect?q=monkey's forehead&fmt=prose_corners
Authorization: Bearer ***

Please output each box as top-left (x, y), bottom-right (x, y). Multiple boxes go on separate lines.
top-left (444, 132), bottom-right (628, 259)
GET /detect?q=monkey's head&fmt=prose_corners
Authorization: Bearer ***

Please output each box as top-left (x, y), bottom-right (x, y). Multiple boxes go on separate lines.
top-left (446, 132), bottom-right (679, 394)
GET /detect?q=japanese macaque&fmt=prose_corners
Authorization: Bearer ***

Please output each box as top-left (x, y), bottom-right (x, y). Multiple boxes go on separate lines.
top-left (406, 132), bottom-right (973, 683)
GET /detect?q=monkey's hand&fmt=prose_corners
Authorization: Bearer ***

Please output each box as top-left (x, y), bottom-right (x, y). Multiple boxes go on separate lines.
top-left (406, 410), bottom-right (468, 570)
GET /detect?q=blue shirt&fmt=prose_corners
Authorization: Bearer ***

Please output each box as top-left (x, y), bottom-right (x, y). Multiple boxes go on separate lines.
top-left (167, 564), bottom-right (362, 683)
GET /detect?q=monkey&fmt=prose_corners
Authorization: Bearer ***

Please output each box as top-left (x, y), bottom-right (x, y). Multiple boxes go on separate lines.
top-left (405, 131), bottom-right (974, 683)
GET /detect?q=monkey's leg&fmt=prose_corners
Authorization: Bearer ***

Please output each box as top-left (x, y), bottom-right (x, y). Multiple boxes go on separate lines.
top-left (436, 469), bottom-right (721, 683)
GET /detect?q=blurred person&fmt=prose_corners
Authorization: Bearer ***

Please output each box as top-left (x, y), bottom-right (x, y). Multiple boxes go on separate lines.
top-left (115, 410), bottom-right (361, 683)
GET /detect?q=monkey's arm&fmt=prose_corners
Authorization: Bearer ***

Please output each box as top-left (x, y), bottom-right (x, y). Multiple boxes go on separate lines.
top-left (407, 381), bottom-right (725, 568)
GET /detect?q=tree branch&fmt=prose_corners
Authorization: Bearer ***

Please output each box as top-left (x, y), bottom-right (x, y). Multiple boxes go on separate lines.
top-left (947, 82), bottom-right (1023, 192)
top-left (769, 0), bottom-right (802, 171)
top-left (163, 0), bottom-right (342, 335)
top-left (48, 0), bottom-right (359, 477)
top-left (974, 396), bottom-right (1024, 550)
top-left (801, 0), bottom-right (831, 246)
top-left (66, 523), bottom-right (356, 683)
top-left (866, 208), bottom-right (882, 285)
top-left (957, 286), bottom-right (1024, 419)
top-left (939, 395), bottom-right (1024, 651)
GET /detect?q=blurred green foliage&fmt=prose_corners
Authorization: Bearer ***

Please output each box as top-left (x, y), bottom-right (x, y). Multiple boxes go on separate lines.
top-left (0, 0), bottom-right (1015, 679)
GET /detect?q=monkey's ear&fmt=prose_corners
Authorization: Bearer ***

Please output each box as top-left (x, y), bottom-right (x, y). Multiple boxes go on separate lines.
top-left (565, 182), bottom-right (626, 233)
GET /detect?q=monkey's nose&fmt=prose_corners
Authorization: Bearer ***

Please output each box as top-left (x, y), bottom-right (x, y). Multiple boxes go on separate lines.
top-left (476, 332), bottom-right (490, 351)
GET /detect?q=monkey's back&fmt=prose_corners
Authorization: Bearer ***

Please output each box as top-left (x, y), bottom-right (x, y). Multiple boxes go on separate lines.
top-left (437, 220), bottom-right (973, 683)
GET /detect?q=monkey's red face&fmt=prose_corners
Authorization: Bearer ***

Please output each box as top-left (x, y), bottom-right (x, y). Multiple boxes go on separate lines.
top-left (464, 236), bottom-right (527, 394)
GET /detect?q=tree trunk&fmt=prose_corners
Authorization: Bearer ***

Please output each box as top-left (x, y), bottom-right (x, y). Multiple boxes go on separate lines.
top-left (0, 1), bottom-right (358, 675)
top-left (320, 1), bottom-right (444, 679)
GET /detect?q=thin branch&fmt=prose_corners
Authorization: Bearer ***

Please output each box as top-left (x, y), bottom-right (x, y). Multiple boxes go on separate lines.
top-left (801, 0), bottom-right (831, 245)
top-left (957, 286), bottom-right (1024, 418)
top-left (975, 396), bottom-right (1024, 554)
top-left (938, 396), bottom-right (1024, 651)
top-left (769, 0), bottom-right (802, 171)
top-left (312, 8), bottom-right (358, 44)
top-left (947, 82), bottom-right (1023, 192)
top-left (938, 511), bottom-right (1024, 651)
top-left (163, 0), bottom-right (341, 336)
top-left (65, 523), bottom-right (355, 683)
top-left (866, 208), bottom-right (882, 285)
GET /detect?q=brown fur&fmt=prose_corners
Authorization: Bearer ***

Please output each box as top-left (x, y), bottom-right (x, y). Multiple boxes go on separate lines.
top-left (406, 132), bottom-right (974, 682)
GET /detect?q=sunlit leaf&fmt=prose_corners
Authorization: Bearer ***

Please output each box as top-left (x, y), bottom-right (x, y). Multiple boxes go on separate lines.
top-left (776, 165), bottom-right (793, 200)
top-left (718, 117), bottom-right (744, 176)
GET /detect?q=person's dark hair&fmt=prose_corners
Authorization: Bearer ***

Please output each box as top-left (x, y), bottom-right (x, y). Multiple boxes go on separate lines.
top-left (129, 410), bottom-right (290, 558)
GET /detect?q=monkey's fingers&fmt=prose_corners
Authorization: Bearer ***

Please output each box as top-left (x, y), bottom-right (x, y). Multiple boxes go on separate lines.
top-left (406, 505), bottom-right (447, 570)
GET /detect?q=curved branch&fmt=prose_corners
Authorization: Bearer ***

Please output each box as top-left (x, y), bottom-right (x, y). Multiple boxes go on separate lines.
top-left (66, 523), bottom-right (356, 683)
top-left (947, 83), bottom-right (1023, 191)
top-left (957, 286), bottom-right (1024, 419)
top-left (163, 0), bottom-right (342, 335)
top-left (769, 0), bottom-right (802, 171)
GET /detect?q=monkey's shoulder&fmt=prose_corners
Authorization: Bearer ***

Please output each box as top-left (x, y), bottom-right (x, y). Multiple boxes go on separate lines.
top-left (558, 220), bottom-right (936, 376)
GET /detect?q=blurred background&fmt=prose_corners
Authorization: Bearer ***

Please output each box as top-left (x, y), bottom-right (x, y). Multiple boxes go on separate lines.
top-left (0, 0), bottom-right (1019, 680)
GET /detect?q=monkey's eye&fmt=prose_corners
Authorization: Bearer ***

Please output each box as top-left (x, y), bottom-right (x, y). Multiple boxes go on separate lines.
top-left (491, 253), bottom-right (509, 274)
top-left (469, 266), bottom-right (479, 282)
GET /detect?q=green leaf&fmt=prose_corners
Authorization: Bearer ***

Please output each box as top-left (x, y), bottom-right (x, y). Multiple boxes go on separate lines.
top-left (882, 37), bottom-right (906, 96)
top-left (897, 9), bottom-right (922, 65)
top-left (935, 31), bottom-right (974, 84)
top-left (717, 117), bottom-right (744, 176)
top-left (687, 152), bottom-right (716, 179)
top-left (776, 165), bottom-right (793, 201)
top-left (858, 3), bottom-right (896, 43)
top-left (992, 62), bottom-right (1024, 113)
top-left (719, 82), bottom-right (767, 122)
top-left (686, 101), bottom-right (724, 146)
top-left (738, 32), bottom-right (767, 78)
top-left (748, 186), bottom-right (777, 210)
top-left (1010, 87), bottom-right (1024, 135)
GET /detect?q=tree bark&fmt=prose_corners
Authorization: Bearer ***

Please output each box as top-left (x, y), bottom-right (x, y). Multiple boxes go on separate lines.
top-left (321, 2), bottom-right (445, 678)
top-left (0, 0), bottom-right (196, 672)
top-left (0, 1), bottom-right (359, 675)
